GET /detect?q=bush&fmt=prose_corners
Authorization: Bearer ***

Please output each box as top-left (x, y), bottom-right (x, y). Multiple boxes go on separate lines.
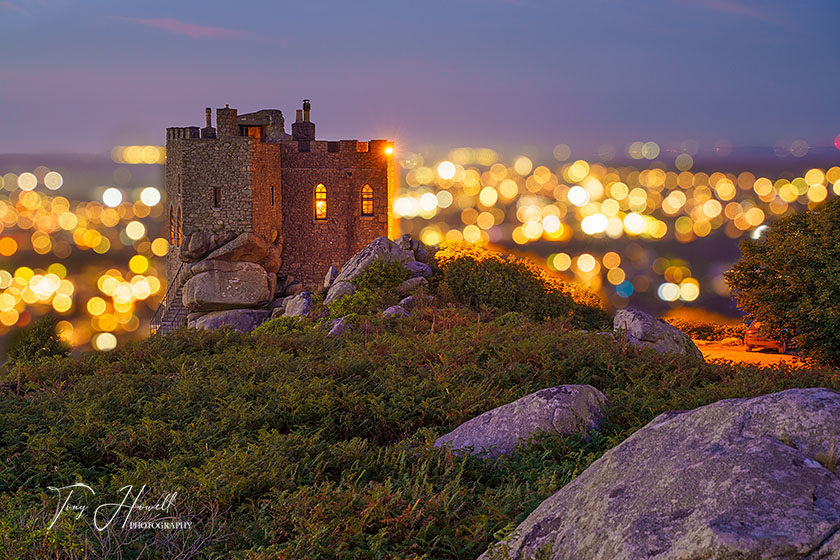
top-left (725, 196), bottom-right (840, 365)
top-left (328, 259), bottom-right (409, 318)
top-left (435, 243), bottom-right (610, 330)
top-left (6, 315), bottom-right (70, 369)
top-left (664, 318), bottom-right (746, 341)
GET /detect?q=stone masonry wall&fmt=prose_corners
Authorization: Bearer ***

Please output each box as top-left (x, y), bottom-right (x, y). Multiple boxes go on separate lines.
top-left (250, 142), bottom-right (284, 241)
top-left (277, 140), bottom-right (390, 284)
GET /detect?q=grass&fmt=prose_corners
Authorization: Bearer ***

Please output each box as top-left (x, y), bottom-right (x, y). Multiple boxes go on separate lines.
top-left (1, 305), bottom-right (839, 559)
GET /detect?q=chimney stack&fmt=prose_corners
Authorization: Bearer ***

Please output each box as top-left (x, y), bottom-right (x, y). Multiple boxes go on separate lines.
top-left (292, 99), bottom-right (315, 141)
top-left (303, 99), bottom-right (311, 122)
top-left (295, 109), bottom-right (303, 123)
top-left (216, 104), bottom-right (238, 139)
top-left (201, 107), bottom-right (217, 139)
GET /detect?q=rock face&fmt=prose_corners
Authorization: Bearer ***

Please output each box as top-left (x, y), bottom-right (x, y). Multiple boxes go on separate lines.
top-left (188, 309), bottom-right (270, 333)
top-left (332, 236), bottom-right (414, 285)
top-left (324, 265), bottom-right (339, 289)
top-left (182, 261), bottom-right (271, 312)
top-left (396, 276), bottom-right (428, 296)
top-left (437, 385), bottom-right (608, 459)
top-left (205, 232), bottom-right (268, 263)
top-left (405, 260), bottom-right (432, 279)
top-left (480, 388), bottom-right (840, 560)
top-left (328, 317), bottom-right (345, 337)
top-left (614, 308), bottom-right (704, 361)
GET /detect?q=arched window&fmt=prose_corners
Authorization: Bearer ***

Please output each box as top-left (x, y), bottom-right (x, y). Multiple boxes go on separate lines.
top-left (169, 206), bottom-right (175, 245)
top-left (361, 184), bottom-right (374, 216)
top-left (314, 184), bottom-right (327, 220)
top-left (176, 207), bottom-right (182, 246)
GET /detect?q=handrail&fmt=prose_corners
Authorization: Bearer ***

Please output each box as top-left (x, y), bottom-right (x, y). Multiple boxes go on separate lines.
top-left (150, 260), bottom-right (185, 334)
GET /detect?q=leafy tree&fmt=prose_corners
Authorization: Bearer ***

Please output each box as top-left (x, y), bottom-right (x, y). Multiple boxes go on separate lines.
top-left (724, 196), bottom-right (840, 365)
top-left (7, 314), bottom-right (70, 368)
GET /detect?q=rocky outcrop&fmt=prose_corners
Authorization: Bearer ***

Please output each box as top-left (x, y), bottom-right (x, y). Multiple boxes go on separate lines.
top-left (324, 280), bottom-right (356, 305)
top-left (480, 388), bottom-right (840, 560)
top-left (179, 231), bottom-right (237, 262)
top-left (324, 265), bottom-right (339, 289)
top-left (332, 236), bottom-right (414, 285)
top-left (182, 261), bottom-right (271, 312)
top-left (205, 232), bottom-right (268, 263)
top-left (396, 277), bottom-right (428, 296)
top-left (187, 309), bottom-right (270, 333)
top-left (405, 261), bottom-right (432, 279)
top-left (437, 385), bottom-right (608, 459)
top-left (614, 308), bottom-right (704, 361)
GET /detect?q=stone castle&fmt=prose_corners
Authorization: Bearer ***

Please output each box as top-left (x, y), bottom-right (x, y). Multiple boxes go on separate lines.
top-left (152, 100), bottom-right (396, 333)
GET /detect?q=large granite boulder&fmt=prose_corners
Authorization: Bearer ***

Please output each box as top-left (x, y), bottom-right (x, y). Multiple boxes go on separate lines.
top-left (188, 309), bottom-right (270, 333)
top-left (206, 232), bottom-right (269, 263)
top-left (332, 236), bottom-right (414, 285)
top-left (614, 308), bottom-right (704, 361)
top-left (258, 243), bottom-right (282, 274)
top-left (405, 260), bottom-right (432, 279)
top-left (480, 388), bottom-right (840, 560)
top-left (182, 261), bottom-right (271, 312)
top-left (436, 385), bottom-right (608, 459)
top-left (396, 276), bottom-right (428, 296)
top-left (179, 231), bottom-right (236, 262)
top-left (324, 265), bottom-right (339, 289)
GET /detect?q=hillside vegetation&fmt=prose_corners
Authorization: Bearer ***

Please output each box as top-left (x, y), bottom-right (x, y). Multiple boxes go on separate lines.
top-left (2, 246), bottom-right (838, 559)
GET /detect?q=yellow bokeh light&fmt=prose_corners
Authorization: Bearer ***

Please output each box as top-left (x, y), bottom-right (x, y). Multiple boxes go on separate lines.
top-left (129, 255), bottom-right (149, 274)
top-left (513, 156), bottom-right (533, 176)
top-left (52, 294), bottom-right (73, 313)
top-left (125, 221), bottom-right (146, 241)
top-left (87, 297), bottom-right (107, 316)
top-left (436, 161), bottom-right (456, 180)
top-left (576, 253), bottom-right (597, 273)
top-left (93, 332), bottom-right (118, 351)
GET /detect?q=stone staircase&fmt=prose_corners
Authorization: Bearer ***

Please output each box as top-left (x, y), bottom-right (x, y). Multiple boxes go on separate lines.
top-left (150, 263), bottom-right (188, 334)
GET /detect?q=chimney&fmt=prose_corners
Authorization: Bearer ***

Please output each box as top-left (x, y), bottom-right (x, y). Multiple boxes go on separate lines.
top-left (201, 107), bottom-right (217, 139)
top-left (216, 104), bottom-right (238, 139)
top-left (295, 109), bottom-right (303, 123)
top-left (292, 99), bottom-right (315, 141)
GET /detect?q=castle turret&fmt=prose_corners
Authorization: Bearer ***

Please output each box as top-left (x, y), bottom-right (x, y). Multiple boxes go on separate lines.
top-left (292, 99), bottom-right (315, 141)
top-left (216, 104), bottom-right (238, 138)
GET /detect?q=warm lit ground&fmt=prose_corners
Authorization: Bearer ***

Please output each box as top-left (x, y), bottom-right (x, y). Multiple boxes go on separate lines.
top-left (695, 338), bottom-right (806, 368)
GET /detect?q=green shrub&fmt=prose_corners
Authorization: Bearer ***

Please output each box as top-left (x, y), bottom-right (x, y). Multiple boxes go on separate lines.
top-left (664, 318), bottom-right (746, 341)
top-left (435, 244), bottom-right (610, 330)
top-left (6, 315), bottom-right (70, 369)
top-left (725, 196), bottom-right (840, 365)
top-left (252, 315), bottom-right (307, 337)
top-left (329, 259), bottom-right (409, 318)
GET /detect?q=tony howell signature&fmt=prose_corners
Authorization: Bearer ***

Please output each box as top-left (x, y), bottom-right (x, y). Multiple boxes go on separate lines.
top-left (47, 483), bottom-right (188, 531)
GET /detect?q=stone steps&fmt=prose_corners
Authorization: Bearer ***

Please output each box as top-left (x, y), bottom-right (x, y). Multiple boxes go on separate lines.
top-left (152, 283), bottom-right (188, 334)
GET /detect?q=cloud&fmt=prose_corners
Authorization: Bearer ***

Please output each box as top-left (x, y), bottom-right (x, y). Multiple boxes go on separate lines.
top-left (0, 1), bottom-right (27, 14)
top-left (682, 0), bottom-right (775, 24)
top-left (114, 16), bottom-right (248, 40)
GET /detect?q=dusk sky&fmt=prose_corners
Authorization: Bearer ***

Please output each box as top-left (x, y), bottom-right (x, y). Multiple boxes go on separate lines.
top-left (2, 0), bottom-right (839, 156)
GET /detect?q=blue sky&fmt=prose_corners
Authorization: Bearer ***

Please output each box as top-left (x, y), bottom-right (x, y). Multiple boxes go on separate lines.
top-left (1, 0), bottom-right (838, 156)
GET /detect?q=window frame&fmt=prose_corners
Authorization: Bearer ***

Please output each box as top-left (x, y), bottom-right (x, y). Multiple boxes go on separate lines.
top-left (314, 183), bottom-right (327, 221)
top-left (361, 184), bottom-right (374, 217)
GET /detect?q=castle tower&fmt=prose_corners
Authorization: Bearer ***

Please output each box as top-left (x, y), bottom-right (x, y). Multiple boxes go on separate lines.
top-left (153, 101), bottom-right (396, 333)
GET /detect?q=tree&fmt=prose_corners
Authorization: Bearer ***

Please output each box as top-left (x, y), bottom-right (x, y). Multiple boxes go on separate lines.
top-left (724, 196), bottom-right (840, 365)
top-left (7, 314), bottom-right (70, 368)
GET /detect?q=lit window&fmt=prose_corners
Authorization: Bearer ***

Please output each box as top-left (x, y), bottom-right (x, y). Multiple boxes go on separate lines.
top-left (176, 207), bottom-right (182, 246)
top-left (169, 206), bottom-right (174, 245)
top-left (361, 184), bottom-right (374, 216)
top-left (213, 187), bottom-right (221, 209)
top-left (315, 184), bottom-right (327, 220)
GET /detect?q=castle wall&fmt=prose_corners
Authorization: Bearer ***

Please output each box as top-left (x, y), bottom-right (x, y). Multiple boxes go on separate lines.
top-left (250, 143), bottom-right (284, 241)
top-left (277, 140), bottom-right (390, 284)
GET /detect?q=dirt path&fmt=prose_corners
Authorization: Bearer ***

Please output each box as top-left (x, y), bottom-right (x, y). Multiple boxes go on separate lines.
top-left (694, 339), bottom-right (806, 367)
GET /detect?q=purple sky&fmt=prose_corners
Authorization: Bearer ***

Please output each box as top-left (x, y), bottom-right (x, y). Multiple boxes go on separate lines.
top-left (1, 0), bottom-right (838, 157)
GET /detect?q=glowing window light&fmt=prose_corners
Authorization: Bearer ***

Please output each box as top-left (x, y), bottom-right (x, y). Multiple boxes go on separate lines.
top-left (103, 188), bottom-right (123, 207)
top-left (361, 184), bottom-right (375, 215)
top-left (314, 184), bottom-right (327, 220)
top-left (437, 161), bottom-right (456, 180)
